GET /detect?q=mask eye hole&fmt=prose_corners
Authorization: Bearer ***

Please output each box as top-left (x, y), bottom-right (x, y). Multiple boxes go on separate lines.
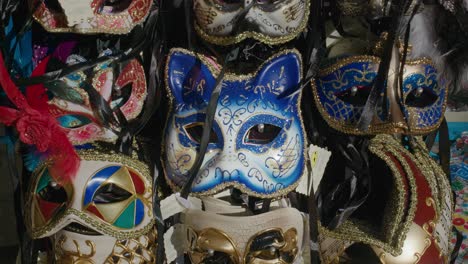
top-left (93, 183), bottom-right (132, 204)
top-left (111, 83), bottom-right (132, 109)
top-left (405, 87), bottom-right (438, 107)
top-left (200, 252), bottom-right (236, 263)
top-left (44, 0), bottom-right (64, 12)
top-left (245, 124), bottom-right (282, 145)
top-left (185, 123), bottom-right (219, 144)
top-left (99, 0), bottom-right (133, 14)
top-left (57, 115), bottom-right (93, 129)
top-left (334, 85), bottom-right (372, 106)
top-left (38, 181), bottom-right (68, 204)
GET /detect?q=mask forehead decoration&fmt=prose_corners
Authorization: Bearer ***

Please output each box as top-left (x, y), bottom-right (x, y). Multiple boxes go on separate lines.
top-left (193, 0), bottom-right (310, 45)
top-left (27, 146), bottom-right (154, 240)
top-left (46, 52), bottom-right (147, 145)
top-left (312, 51), bottom-right (447, 135)
top-left (164, 48), bottom-right (306, 198)
top-left (30, 0), bottom-right (153, 34)
top-left (183, 207), bottom-right (304, 264)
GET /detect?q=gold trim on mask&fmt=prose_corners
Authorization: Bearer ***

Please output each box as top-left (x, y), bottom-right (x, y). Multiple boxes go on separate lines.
top-left (56, 235), bottom-right (97, 264)
top-left (193, 0), bottom-right (310, 46)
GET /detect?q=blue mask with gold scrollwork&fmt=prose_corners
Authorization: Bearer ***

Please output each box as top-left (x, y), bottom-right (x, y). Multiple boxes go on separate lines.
top-left (312, 55), bottom-right (447, 135)
top-left (164, 48), bottom-right (306, 198)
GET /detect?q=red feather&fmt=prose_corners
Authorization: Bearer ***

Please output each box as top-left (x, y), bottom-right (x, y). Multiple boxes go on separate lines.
top-left (0, 53), bottom-right (79, 183)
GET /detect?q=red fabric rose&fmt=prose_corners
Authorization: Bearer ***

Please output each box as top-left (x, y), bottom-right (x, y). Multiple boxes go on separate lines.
top-left (16, 108), bottom-right (53, 152)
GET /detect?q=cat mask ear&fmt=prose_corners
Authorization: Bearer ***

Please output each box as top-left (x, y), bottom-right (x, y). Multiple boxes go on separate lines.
top-left (254, 50), bottom-right (302, 100)
top-left (166, 49), bottom-right (219, 106)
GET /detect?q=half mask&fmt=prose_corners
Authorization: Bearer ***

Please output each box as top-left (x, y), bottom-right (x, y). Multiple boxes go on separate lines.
top-left (37, 50), bottom-right (148, 145)
top-left (312, 41), bottom-right (448, 135)
top-left (30, 0), bottom-right (153, 34)
top-left (163, 48), bottom-right (306, 198)
top-left (193, 0), bottom-right (310, 45)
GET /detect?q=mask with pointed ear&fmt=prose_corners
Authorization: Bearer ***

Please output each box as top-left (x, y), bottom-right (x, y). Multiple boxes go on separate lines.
top-left (46, 49), bottom-right (148, 145)
top-left (164, 48), bottom-right (306, 198)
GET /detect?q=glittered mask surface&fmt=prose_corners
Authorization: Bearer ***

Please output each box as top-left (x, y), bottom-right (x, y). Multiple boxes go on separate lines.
top-left (193, 0), bottom-right (310, 45)
top-left (27, 147), bottom-right (154, 239)
top-left (164, 48), bottom-right (305, 198)
top-left (46, 52), bottom-right (147, 145)
top-left (312, 55), bottom-right (447, 135)
top-left (30, 0), bottom-right (152, 34)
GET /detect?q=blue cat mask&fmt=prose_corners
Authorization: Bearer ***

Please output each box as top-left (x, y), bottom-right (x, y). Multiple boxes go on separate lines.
top-left (163, 48), bottom-right (306, 198)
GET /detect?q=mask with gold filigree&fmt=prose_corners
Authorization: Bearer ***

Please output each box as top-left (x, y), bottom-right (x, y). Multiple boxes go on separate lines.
top-left (163, 48), bottom-right (306, 198)
top-left (312, 38), bottom-right (448, 135)
top-left (35, 45), bottom-right (148, 145)
top-left (193, 0), bottom-right (310, 45)
top-left (25, 145), bottom-right (157, 263)
top-left (182, 207), bottom-right (304, 264)
top-left (30, 0), bottom-right (153, 34)
top-left (318, 135), bottom-right (453, 264)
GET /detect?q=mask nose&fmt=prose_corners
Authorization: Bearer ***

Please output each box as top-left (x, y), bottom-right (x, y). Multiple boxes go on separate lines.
top-left (384, 44), bottom-right (407, 132)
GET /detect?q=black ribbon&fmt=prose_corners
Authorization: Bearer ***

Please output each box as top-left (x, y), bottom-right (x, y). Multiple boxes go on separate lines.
top-left (357, 0), bottom-right (415, 131)
top-left (179, 66), bottom-right (226, 199)
top-left (317, 135), bottom-right (371, 229)
top-left (179, 48), bottom-right (240, 199)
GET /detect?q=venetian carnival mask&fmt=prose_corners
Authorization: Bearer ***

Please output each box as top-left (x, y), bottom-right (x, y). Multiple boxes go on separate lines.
top-left (182, 207), bottom-right (305, 264)
top-left (193, 0), bottom-right (310, 45)
top-left (319, 135), bottom-right (453, 263)
top-left (47, 52), bottom-right (147, 145)
top-left (26, 146), bottom-right (156, 262)
top-left (30, 0), bottom-right (153, 34)
top-left (163, 48), bottom-right (306, 197)
top-left (312, 44), bottom-right (448, 135)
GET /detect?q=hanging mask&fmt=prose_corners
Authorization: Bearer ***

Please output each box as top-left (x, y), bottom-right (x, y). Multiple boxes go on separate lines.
top-left (164, 48), bottom-right (306, 198)
top-left (26, 146), bottom-right (157, 262)
top-left (193, 0), bottom-right (310, 45)
top-left (312, 44), bottom-right (448, 135)
top-left (46, 52), bottom-right (147, 145)
top-left (318, 135), bottom-right (453, 263)
top-left (182, 207), bottom-right (304, 264)
top-left (30, 0), bottom-right (153, 34)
